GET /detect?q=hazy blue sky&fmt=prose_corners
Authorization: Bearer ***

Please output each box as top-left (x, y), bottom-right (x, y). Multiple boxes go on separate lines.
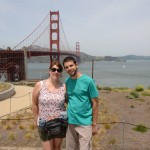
top-left (0, 0), bottom-right (150, 56)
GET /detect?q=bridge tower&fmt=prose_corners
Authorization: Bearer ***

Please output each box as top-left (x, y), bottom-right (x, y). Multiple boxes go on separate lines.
top-left (50, 11), bottom-right (60, 63)
top-left (76, 42), bottom-right (80, 56)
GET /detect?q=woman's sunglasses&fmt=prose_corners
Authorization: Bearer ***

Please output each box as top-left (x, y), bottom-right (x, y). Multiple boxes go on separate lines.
top-left (50, 68), bottom-right (62, 73)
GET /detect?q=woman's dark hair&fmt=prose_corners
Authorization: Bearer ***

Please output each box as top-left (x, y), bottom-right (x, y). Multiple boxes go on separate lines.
top-left (63, 56), bottom-right (77, 66)
top-left (49, 61), bottom-right (63, 72)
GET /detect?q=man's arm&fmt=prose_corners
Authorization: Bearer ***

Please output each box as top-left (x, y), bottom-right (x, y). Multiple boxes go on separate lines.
top-left (92, 97), bottom-right (99, 135)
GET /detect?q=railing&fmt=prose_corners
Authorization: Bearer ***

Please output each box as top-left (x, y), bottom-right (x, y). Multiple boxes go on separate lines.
top-left (0, 93), bottom-right (150, 149)
top-left (96, 121), bottom-right (150, 150)
top-left (0, 92), bottom-right (32, 118)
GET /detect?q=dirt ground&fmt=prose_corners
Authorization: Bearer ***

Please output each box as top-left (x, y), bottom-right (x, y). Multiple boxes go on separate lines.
top-left (0, 89), bottom-right (150, 150)
top-left (98, 90), bottom-right (150, 150)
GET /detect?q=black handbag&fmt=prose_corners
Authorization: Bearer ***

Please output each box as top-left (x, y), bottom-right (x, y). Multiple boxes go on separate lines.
top-left (62, 119), bottom-right (68, 127)
top-left (45, 118), bottom-right (62, 135)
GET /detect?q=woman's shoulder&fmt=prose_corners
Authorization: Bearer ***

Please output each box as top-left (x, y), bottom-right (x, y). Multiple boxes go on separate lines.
top-left (34, 80), bottom-right (45, 89)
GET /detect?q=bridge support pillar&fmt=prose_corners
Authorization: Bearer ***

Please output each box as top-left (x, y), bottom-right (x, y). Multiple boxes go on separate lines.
top-left (50, 11), bottom-right (60, 64)
top-left (76, 42), bottom-right (80, 57)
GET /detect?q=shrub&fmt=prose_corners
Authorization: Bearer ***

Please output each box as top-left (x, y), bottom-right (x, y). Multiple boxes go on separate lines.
top-left (108, 137), bottom-right (116, 145)
top-left (129, 91), bottom-right (139, 98)
top-left (135, 85), bottom-right (144, 92)
top-left (133, 124), bottom-right (148, 133)
top-left (104, 124), bottom-right (111, 130)
top-left (8, 132), bottom-right (16, 140)
top-left (126, 94), bottom-right (134, 99)
top-left (19, 124), bottom-right (25, 129)
top-left (29, 124), bottom-right (36, 130)
top-left (4, 125), bottom-right (12, 130)
top-left (24, 132), bottom-right (33, 140)
top-left (0, 120), bottom-right (7, 125)
top-left (130, 105), bottom-right (134, 108)
top-left (11, 120), bottom-right (18, 125)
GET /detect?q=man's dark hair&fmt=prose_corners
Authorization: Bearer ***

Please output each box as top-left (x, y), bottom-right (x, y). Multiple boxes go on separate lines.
top-left (63, 56), bottom-right (77, 66)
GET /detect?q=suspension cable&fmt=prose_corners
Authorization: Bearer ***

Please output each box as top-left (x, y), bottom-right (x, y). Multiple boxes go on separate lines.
top-left (12, 12), bottom-right (49, 50)
top-left (59, 16), bottom-right (72, 51)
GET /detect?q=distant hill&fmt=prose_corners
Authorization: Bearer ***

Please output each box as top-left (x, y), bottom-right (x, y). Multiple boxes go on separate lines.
top-left (27, 52), bottom-right (126, 63)
top-left (80, 54), bottom-right (150, 61)
top-left (1, 46), bottom-right (150, 62)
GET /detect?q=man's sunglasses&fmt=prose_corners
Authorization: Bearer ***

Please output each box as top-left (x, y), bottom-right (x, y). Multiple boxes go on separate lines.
top-left (50, 68), bottom-right (62, 73)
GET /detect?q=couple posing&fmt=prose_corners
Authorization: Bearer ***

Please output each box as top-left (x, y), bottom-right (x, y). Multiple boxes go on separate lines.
top-left (32, 56), bottom-right (99, 150)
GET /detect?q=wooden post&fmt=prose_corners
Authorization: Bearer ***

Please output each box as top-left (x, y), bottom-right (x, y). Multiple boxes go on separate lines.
top-left (92, 59), bottom-right (94, 79)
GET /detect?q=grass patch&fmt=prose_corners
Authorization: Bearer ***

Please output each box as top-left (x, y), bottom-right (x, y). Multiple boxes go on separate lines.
top-left (113, 87), bottom-right (129, 91)
top-left (127, 91), bottom-right (139, 99)
top-left (29, 123), bottom-right (36, 130)
top-left (130, 105), bottom-right (134, 108)
top-left (104, 123), bottom-right (112, 130)
top-left (108, 137), bottom-right (117, 145)
top-left (11, 120), bottom-right (18, 125)
top-left (133, 124), bottom-right (148, 133)
top-left (8, 132), bottom-right (16, 140)
top-left (4, 125), bottom-right (12, 130)
top-left (0, 120), bottom-right (7, 126)
top-left (97, 86), bottom-right (112, 91)
top-left (141, 92), bottom-right (150, 96)
top-left (19, 124), bottom-right (25, 129)
top-left (24, 132), bottom-right (33, 140)
top-left (0, 83), bottom-right (11, 92)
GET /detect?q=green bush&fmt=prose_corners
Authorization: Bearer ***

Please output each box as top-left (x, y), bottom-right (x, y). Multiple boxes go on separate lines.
top-left (133, 124), bottom-right (148, 133)
top-left (135, 85), bottom-right (144, 92)
top-left (129, 91), bottom-right (139, 98)
top-left (130, 105), bottom-right (134, 108)
top-left (126, 94), bottom-right (134, 99)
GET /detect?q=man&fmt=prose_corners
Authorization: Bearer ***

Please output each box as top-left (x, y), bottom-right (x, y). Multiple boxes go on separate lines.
top-left (63, 56), bottom-right (99, 150)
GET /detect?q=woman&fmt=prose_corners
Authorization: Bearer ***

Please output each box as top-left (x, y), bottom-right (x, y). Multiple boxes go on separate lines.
top-left (32, 61), bottom-right (66, 150)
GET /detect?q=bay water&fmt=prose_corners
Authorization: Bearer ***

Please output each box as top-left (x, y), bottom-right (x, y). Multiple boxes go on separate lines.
top-left (27, 60), bottom-right (150, 88)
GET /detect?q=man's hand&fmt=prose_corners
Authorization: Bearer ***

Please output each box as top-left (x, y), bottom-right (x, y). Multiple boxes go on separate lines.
top-left (92, 124), bottom-right (98, 136)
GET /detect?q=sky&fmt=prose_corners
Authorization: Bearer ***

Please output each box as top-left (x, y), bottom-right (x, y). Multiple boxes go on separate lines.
top-left (0, 0), bottom-right (150, 56)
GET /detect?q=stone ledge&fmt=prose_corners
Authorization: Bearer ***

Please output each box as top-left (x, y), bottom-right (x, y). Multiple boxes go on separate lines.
top-left (0, 83), bottom-right (15, 101)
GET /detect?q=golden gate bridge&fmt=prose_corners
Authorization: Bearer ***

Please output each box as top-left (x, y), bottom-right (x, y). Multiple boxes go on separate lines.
top-left (0, 11), bottom-right (81, 82)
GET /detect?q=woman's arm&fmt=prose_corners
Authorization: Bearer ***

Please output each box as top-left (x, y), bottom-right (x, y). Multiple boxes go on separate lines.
top-left (32, 81), bottom-right (41, 126)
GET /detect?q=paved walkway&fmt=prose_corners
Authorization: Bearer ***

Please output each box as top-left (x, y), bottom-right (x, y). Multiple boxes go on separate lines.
top-left (0, 147), bottom-right (65, 150)
top-left (0, 147), bottom-right (43, 150)
top-left (0, 85), bottom-right (33, 117)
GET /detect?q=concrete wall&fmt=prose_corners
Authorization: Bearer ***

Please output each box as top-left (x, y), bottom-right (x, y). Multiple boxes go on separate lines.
top-left (0, 83), bottom-right (15, 101)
